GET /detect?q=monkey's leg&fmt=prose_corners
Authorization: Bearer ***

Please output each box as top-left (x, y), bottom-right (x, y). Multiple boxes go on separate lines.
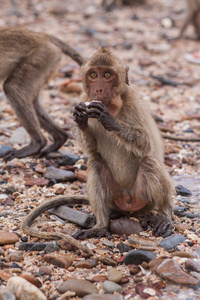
top-left (3, 45), bottom-right (61, 161)
top-left (73, 154), bottom-right (112, 240)
top-left (34, 97), bottom-right (69, 156)
top-left (134, 157), bottom-right (173, 236)
top-left (179, 11), bottom-right (195, 38)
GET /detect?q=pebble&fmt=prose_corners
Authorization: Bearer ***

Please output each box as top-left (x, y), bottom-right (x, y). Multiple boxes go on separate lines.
top-left (83, 295), bottom-right (123, 300)
top-left (185, 259), bottom-right (200, 272)
top-left (149, 258), bottom-right (199, 286)
top-left (107, 268), bottom-right (123, 283)
top-left (102, 240), bottom-right (114, 248)
top-left (179, 197), bottom-right (198, 205)
top-left (21, 273), bottom-right (42, 288)
top-left (43, 253), bottom-right (74, 269)
top-left (10, 127), bottom-right (30, 145)
top-left (18, 243), bottom-right (35, 251)
top-left (117, 242), bottom-right (132, 254)
top-left (159, 234), bottom-right (186, 251)
top-left (175, 185), bottom-right (192, 196)
top-left (57, 279), bottom-right (98, 297)
top-left (109, 218), bottom-right (143, 235)
top-left (7, 277), bottom-right (46, 300)
top-left (75, 170), bottom-right (87, 182)
top-left (74, 258), bottom-right (98, 269)
top-left (124, 250), bottom-right (157, 265)
top-left (103, 280), bottom-right (123, 294)
top-left (98, 256), bottom-right (117, 266)
top-left (0, 232), bottom-right (19, 245)
top-left (55, 153), bottom-right (80, 166)
top-left (0, 287), bottom-right (16, 300)
top-left (24, 178), bottom-right (49, 187)
top-left (0, 145), bottom-right (13, 158)
top-left (128, 236), bottom-right (159, 248)
top-left (62, 82), bottom-right (82, 94)
top-left (44, 166), bottom-right (75, 181)
top-left (44, 242), bottom-right (60, 254)
top-left (39, 266), bottom-right (52, 276)
top-left (29, 243), bottom-right (48, 252)
top-left (6, 251), bottom-right (23, 262)
top-left (88, 275), bottom-right (107, 283)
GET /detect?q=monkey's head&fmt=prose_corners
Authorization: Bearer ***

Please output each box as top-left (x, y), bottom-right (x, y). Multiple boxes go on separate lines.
top-left (82, 47), bottom-right (129, 107)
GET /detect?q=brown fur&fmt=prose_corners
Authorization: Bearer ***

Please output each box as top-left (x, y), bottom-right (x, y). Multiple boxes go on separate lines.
top-left (179, 0), bottom-right (200, 39)
top-left (0, 27), bottom-right (85, 161)
top-left (73, 47), bottom-right (174, 238)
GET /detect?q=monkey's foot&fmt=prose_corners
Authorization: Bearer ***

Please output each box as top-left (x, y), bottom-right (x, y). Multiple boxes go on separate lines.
top-left (38, 133), bottom-right (69, 157)
top-left (3, 144), bottom-right (45, 162)
top-left (73, 227), bottom-right (111, 240)
top-left (141, 215), bottom-right (172, 237)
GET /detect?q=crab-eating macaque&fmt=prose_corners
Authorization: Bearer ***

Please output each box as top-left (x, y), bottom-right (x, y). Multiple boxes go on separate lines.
top-left (178, 0), bottom-right (200, 39)
top-left (73, 47), bottom-right (174, 239)
top-left (0, 27), bottom-right (86, 161)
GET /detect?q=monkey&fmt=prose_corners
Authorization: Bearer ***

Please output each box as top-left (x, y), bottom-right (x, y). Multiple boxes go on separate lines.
top-left (21, 48), bottom-right (174, 251)
top-left (72, 47), bottom-right (174, 239)
top-left (178, 0), bottom-right (200, 39)
top-left (0, 27), bottom-right (86, 162)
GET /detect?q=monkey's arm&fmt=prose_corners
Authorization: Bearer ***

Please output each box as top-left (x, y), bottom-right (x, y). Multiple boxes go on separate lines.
top-left (87, 101), bottom-right (151, 157)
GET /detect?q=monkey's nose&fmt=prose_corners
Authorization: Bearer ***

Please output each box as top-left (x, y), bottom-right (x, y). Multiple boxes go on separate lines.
top-left (96, 89), bottom-right (102, 95)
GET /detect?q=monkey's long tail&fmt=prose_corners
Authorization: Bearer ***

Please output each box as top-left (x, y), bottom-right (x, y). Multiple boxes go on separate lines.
top-left (47, 35), bottom-right (86, 66)
top-left (21, 195), bottom-right (94, 256)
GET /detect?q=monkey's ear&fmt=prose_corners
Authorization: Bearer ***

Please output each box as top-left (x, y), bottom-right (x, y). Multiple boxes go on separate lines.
top-left (125, 66), bottom-right (129, 85)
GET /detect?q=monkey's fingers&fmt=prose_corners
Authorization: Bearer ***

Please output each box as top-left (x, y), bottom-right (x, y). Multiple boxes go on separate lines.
top-left (88, 101), bottom-right (108, 112)
top-left (74, 102), bottom-right (87, 112)
top-left (153, 219), bottom-right (172, 237)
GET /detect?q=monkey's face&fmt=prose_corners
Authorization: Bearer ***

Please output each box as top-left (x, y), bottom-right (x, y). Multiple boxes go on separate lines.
top-left (85, 67), bottom-right (119, 106)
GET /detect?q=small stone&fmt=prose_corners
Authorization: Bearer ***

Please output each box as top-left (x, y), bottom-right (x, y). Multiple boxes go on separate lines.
top-left (10, 127), bottom-right (30, 145)
top-left (58, 279), bottom-right (98, 296)
top-left (18, 243), bottom-right (34, 251)
top-left (117, 242), bottom-right (132, 254)
top-left (0, 287), bottom-right (16, 300)
top-left (24, 178), bottom-right (49, 186)
top-left (43, 253), bottom-right (74, 269)
top-left (103, 280), bottom-right (123, 294)
top-left (61, 82), bottom-right (82, 94)
top-left (5, 186), bottom-right (16, 194)
top-left (74, 258), bottom-right (98, 269)
top-left (107, 268), bottom-right (123, 283)
top-left (44, 242), bottom-right (60, 254)
top-left (83, 295), bottom-right (123, 300)
top-left (39, 266), bottom-right (52, 276)
top-left (0, 145), bottom-right (13, 158)
top-left (21, 273), bottom-right (42, 288)
top-left (7, 277), bottom-right (46, 300)
top-left (98, 256), bottom-right (117, 266)
top-left (149, 258), bottom-right (199, 286)
top-left (124, 250), bottom-right (157, 266)
top-left (109, 218), bottom-right (143, 235)
top-left (159, 234), bottom-right (186, 251)
top-left (102, 240), bottom-right (114, 248)
top-left (175, 185), bottom-right (192, 196)
top-left (6, 251), bottom-right (23, 262)
top-left (135, 283), bottom-right (157, 299)
top-left (88, 275), bottom-right (107, 283)
top-left (0, 232), bottom-right (19, 245)
top-left (129, 265), bottom-right (140, 275)
top-left (56, 153), bottom-right (80, 166)
top-left (44, 166), bottom-right (75, 181)
top-left (29, 243), bottom-right (48, 252)
top-left (185, 259), bottom-right (200, 272)
top-left (75, 170), bottom-right (87, 182)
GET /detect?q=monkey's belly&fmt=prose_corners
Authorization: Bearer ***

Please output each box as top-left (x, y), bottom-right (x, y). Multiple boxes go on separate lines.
top-left (114, 194), bottom-right (147, 212)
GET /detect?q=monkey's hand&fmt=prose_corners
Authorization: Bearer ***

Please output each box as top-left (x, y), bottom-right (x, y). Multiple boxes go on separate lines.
top-left (73, 102), bottom-right (88, 130)
top-left (87, 101), bottom-right (120, 131)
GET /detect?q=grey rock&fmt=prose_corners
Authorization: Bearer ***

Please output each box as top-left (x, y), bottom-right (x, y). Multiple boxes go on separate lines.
top-left (58, 279), bottom-right (98, 297)
top-left (102, 240), bottom-right (114, 248)
top-left (29, 243), bottom-right (48, 252)
top-left (160, 234), bottom-right (186, 250)
top-left (44, 166), bottom-right (75, 181)
top-left (103, 281), bottom-right (123, 294)
top-left (124, 250), bottom-right (157, 265)
top-left (10, 127), bottom-right (30, 145)
top-left (175, 184), bottom-right (192, 196)
top-left (18, 243), bottom-right (35, 251)
top-left (0, 145), bottom-right (13, 158)
top-left (44, 242), bottom-right (59, 254)
top-left (56, 153), bottom-right (80, 166)
top-left (117, 242), bottom-right (132, 254)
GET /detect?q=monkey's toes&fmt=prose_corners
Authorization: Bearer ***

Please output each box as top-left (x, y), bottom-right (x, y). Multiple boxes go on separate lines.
top-left (73, 228), bottom-right (109, 240)
top-left (3, 151), bottom-right (17, 162)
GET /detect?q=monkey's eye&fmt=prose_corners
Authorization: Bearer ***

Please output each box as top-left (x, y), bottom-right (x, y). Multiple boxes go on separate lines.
top-left (90, 72), bottom-right (97, 78)
top-left (104, 72), bottom-right (111, 78)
